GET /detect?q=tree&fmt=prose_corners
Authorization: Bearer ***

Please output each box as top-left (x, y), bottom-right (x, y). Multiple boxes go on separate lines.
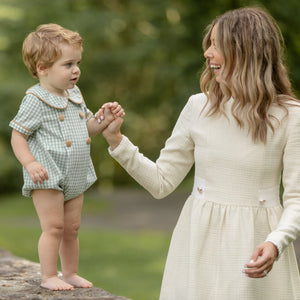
top-left (1, 0), bottom-right (300, 192)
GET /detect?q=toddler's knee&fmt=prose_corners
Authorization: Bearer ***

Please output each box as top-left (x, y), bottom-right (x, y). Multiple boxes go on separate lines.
top-left (45, 223), bottom-right (64, 239)
top-left (64, 222), bottom-right (81, 238)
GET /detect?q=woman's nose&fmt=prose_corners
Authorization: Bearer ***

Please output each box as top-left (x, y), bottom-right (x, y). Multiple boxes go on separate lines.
top-left (204, 46), bottom-right (213, 59)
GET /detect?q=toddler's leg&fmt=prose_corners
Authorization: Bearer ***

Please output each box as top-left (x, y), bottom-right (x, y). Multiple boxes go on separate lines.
top-left (32, 189), bottom-right (74, 290)
top-left (59, 193), bottom-right (93, 288)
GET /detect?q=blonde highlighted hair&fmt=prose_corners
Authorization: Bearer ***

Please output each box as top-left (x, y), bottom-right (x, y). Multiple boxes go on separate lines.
top-left (22, 23), bottom-right (82, 78)
top-left (200, 7), bottom-right (297, 143)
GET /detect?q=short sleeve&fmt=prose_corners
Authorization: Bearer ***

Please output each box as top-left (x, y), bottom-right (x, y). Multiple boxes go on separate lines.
top-left (9, 94), bottom-right (43, 136)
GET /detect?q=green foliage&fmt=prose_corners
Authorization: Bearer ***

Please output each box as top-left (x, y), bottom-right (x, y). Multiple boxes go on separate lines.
top-left (1, 0), bottom-right (300, 192)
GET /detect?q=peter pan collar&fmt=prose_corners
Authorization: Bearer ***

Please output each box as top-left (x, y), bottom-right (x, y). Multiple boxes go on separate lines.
top-left (26, 84), bottom-right (83, 109)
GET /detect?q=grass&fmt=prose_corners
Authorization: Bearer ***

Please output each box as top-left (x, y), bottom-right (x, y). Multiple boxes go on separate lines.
top-left (0, 192), bottom-right (171, 300)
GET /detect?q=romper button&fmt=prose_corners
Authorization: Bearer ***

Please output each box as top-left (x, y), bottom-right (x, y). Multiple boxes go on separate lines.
top-left (58, 114), bottom-right (64, 121)
top-left (79, 111), bottom-right (85, 118)
top-left (197, 187), bottom-right (203, 194)
top-left (66, 140), bottom-right (72, 147)
top-left (86, 137), bottom-right (91, 144)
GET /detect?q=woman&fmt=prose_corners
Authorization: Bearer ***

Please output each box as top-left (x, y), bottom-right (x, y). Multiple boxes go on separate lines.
top-left (102, 7), bottom-right (300, 299)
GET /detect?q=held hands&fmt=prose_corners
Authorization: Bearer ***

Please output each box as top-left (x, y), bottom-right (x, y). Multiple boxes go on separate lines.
top-left (25, 161), bottom-right (49, 184)
top-left (243, 241), bottom-right (278, 278)
top-left (88, 101), bottom-right (124, 137)
top-left (94, 101), bottom-right (124, 149)
top-left (94, 101), bottom-right (125, 125)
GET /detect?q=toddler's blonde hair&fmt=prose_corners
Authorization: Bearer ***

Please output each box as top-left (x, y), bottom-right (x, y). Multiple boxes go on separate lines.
top-left (22, 23), bottom-right (82, 78)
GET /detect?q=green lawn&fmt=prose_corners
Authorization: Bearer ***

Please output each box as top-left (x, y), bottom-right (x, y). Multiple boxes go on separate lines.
top-left (0, 192), bottom-right (171, 300)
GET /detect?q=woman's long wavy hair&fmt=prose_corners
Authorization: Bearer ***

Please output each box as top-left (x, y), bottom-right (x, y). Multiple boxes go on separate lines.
top-left (200, 7), bottom-right (297, 143)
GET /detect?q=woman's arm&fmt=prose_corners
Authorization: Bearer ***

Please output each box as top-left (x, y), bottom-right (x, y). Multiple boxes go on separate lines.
top-left (244, 106), bottom-right (300, 278)
top-left (102, 96), bottom-right (197, 199)
top-left (265, 107), bottom-right (300, 252)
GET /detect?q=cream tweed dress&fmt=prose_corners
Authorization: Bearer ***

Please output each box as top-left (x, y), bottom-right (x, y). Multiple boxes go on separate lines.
top-left (109, 93), bottom-right (300, 300)
top-left (10, 84), bottom-right (97, 201)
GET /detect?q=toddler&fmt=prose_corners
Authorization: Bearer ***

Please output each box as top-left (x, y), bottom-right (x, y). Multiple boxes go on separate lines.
top-left (9, 23), bottom-right (124, 291)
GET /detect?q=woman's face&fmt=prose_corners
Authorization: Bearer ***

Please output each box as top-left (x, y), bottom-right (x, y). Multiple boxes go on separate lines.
top-left (204, 25), bottom-right (224, 83)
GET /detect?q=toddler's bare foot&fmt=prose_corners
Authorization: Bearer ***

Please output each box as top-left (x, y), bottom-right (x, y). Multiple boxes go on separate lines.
top-left (63, 274), bottom-right (93, 288)
top-left (41, 276), bottom-right (74, 290)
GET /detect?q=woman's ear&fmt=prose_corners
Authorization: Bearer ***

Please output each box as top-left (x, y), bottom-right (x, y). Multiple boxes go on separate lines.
top-left (36, 62), bottom-right (48, 76)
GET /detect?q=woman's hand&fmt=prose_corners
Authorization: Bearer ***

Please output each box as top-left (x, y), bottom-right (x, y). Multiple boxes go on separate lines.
top-left (102, 117), bottom-right (124, 151)
top-left (110, 102), bottom-right (125, 118)
top-left (243, 241), bottom-right (278, 278)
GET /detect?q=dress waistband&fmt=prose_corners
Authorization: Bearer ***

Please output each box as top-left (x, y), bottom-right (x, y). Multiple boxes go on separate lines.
top-left (192, 176), bottom-right (281, 208)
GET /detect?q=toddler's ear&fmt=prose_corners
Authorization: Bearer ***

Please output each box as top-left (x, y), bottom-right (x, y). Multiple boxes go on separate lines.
top-left (36, 62), bottom-right (48, 76)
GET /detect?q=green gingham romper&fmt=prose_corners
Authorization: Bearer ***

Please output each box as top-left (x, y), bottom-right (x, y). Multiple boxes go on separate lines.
top-left (9, 84), bottom-right (97, 201)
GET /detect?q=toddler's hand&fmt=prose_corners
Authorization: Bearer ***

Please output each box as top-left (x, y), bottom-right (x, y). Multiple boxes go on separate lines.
top-left (25, 161), bottom-right (49, 184)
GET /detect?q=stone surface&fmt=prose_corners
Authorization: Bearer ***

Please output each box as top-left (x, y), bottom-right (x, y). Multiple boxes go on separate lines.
top-left (0, 249), bottom-right (130, 300)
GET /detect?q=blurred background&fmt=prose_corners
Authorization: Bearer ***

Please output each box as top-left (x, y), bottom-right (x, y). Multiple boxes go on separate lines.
top-left (0, 0), bottom-right (300, 299)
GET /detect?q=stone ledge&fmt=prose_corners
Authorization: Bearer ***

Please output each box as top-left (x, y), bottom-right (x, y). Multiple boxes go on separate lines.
top-left (0, 249), bottom-right (130, 300)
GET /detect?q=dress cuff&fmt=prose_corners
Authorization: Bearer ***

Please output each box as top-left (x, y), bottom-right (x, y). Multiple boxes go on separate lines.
top-left (108, 135), bottom-right (126, 155)
top-left (265, 239), bottom-right (282, 260)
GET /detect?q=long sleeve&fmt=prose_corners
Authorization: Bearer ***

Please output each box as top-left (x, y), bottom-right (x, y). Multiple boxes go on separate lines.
top-left (109, 97), bottom-right (197, 199)
top-left (266, 105), bottom-right (300, 255)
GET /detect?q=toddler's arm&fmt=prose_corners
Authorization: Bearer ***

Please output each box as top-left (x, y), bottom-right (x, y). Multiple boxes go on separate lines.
top-left (87, 102), bottom-right (125, 137)
top-left (11, 129), bottom-right (49, 184)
